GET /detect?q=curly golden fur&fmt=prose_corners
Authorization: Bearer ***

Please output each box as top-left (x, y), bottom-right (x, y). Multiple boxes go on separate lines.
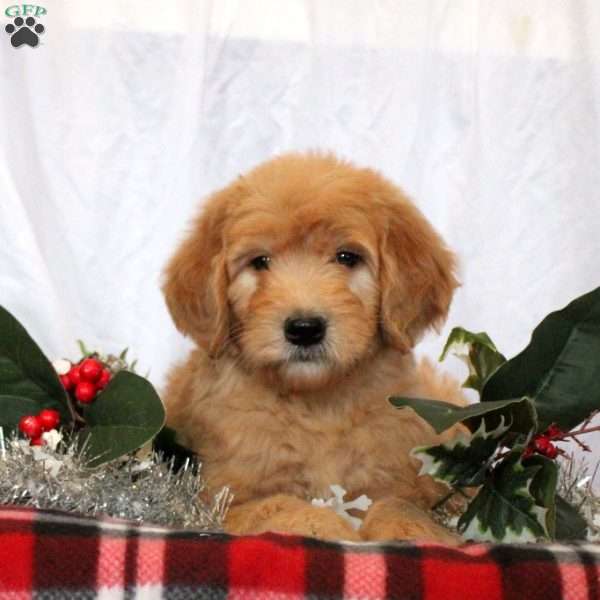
top-left (162, 153), bottom-right (465, 543)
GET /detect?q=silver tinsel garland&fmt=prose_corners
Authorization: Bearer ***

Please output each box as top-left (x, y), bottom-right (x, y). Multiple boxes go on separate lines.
top-left (0, 429), bottom-right (232, 530)
top-left (558, 454), bottom-right (600, 540)
top-left (2, 426), bottom-right (598, 540)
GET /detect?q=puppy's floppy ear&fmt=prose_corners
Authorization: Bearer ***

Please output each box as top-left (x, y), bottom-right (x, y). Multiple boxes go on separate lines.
top-left (162, 185), bottom-right (236, 357)
top-left (378, 185), bottom-right (459, 353)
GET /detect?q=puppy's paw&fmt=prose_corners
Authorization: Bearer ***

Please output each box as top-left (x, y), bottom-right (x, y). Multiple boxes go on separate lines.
top-left (226, 494), bottom-right (361, 541)
top-left (360, 497), bottom-right (462, 545)
top-left (225, 494), bottom-right (308, 534)
top-left (263, 504), bottom-right (361, 541)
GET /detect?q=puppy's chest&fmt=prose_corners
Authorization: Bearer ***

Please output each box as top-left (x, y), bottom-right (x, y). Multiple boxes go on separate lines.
top-left (209, 398), bottom-right (408, 497)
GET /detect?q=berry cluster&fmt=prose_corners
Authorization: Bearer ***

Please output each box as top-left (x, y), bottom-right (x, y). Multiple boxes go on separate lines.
top-left (523, 424), bottom-right (564, 459)
top-left (18, 409), bottom-right (60, 446)
top-left (59, 357), bottom-right (111, 404)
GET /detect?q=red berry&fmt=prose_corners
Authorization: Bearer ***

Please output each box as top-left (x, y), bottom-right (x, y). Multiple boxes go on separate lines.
top-left (18, 415), bottom-right (43, 439)
top-left (522, 446), bottom-right (534, 459)
top-left (75, 381), bottom-right (97, 404)
top-left (546, 424), bottom-right (564, 439)
top-left (68, 365), bottom-right (82, 387)
top-left (38, 409), bottom-right (60, 432)
top-left (30, 436), bottom-right (45, 446)
top-left (533, 435), bottom-right (558, 458)
top-left (96, 368), bottom-right (111, 390)
top-left (59, 374), bottom-right (73, 391)
top-left (79, 358), bottom-right (103, 383)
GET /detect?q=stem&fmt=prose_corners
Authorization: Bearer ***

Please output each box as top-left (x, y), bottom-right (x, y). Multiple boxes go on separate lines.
top-left (65, 393), bottom-right (85, 426)
top-left (570, 436), bottom-right (591, 452)
top-left (564, 424), bottom-right (600, 438)
top-left (432, 489), bottom-right (456, 511)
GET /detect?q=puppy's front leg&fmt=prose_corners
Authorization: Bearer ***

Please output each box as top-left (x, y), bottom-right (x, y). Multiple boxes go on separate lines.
top-left (225, 494), bottom-right (361, 541)
top-left (360, 497), bottom-right (461, 545)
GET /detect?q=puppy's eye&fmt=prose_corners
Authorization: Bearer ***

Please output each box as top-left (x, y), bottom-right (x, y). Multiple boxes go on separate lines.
top-left (249, 255), bottom-right (271, 271)
top-left (335, 250), bottom-right (362, 268)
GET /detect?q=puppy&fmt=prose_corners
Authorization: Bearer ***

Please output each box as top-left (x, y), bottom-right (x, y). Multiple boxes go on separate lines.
top-left (162, 153), bottom-right (465, 543)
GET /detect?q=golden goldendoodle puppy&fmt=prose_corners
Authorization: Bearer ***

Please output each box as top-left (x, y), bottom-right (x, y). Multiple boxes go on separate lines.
top-left (162, 152), bottom-right (466, 543)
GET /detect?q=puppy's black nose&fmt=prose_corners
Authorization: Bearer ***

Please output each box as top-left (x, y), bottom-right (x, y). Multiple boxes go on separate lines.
top-left (284, 317), bottom-right (327, 346)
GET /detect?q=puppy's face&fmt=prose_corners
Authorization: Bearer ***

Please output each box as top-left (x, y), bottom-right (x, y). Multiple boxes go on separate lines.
top-left (163, 154), bottom-right (458, 392)
top-left (225, 198), bottom-right (380, 390)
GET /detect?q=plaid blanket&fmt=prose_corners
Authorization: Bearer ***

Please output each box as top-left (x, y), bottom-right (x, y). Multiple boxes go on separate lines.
top-left (1, 506), bottom-right (599, 599)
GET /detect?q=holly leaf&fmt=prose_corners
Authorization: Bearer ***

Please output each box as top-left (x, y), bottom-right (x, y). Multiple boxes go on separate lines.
top-left (440, 327), bottom-right (506, 393)
top-left (458, 453), bottom-right (550, 542)
top-left (482, 287), bottom-right (600, 431)
top-left (0, 305), bottom-right (69, 429)
top-left (79, 371), bottom-right (165, 467)
top-left (389, 396), bottom-right (536, 434)
top-left (411, 417), bottom-right (510, 487)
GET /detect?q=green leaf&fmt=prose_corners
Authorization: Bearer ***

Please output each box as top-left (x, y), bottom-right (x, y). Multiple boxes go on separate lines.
top-left (482, 287), bottom-right (600, 431)
top-left (79, 371), bottom-right (165, 467)
top-left (77, 339), bottom-right (91, 357)
top-left (0, 305), bottom-right (69, 428)
top-left (554, 495), bottom-right (588, 541)
top-left (440, 327), bottom-right (507, 393)
top-left (526, 455), bottom-right (559, 538)
top-left (389, 396), bottom-right (536, 434)
top-left (412, 418), bottom-right (510, 487)
top-left (458, 453), bottom-right (549, 542)
top-left (0, 395), bottom-right (43, 431)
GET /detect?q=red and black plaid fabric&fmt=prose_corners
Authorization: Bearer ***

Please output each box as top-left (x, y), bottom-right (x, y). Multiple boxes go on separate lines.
top-left (1, 505), bottom-right (599, 599)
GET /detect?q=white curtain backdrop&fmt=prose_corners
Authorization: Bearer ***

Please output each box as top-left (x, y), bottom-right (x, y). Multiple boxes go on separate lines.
top-left (1, 1), bottom-right (599, 453)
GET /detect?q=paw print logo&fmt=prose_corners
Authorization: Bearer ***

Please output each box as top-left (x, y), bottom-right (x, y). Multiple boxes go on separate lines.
top-left (5, 16), bottom-right (45, 48)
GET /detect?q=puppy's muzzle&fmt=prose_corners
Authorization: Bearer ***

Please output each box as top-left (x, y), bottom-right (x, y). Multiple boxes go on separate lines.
top-left (284, 316), bottom-right (327, 347)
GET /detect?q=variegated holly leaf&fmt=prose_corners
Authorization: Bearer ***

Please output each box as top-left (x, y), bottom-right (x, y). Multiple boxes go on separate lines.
top-left (389, 395), bottom-right (536, 434)
top-left (526, 454), bottom-right (559, 538)
top-left (440, 327), bottom-right (506, 393)
top-left (411, 417), bottom-right (510, 487)
top-left (458, 453), bottom-right (551, 542)
top-left (522, 456), bottom-right (587, 540)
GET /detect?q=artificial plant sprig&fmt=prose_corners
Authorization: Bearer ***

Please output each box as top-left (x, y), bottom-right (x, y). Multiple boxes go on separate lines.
top-left (391, 286), bottom-right (600, 543)
top-left (0, 305), bottom-right (165, 467)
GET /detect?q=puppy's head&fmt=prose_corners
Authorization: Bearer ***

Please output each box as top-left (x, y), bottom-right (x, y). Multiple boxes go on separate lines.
top-left (163, 153), bottom-right (458, 391)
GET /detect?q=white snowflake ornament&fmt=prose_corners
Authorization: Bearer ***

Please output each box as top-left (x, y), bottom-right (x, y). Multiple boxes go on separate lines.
top-left (41, 429), bottom-right (63, 451)
top-left (311, 484), bottom-right (372, 530)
